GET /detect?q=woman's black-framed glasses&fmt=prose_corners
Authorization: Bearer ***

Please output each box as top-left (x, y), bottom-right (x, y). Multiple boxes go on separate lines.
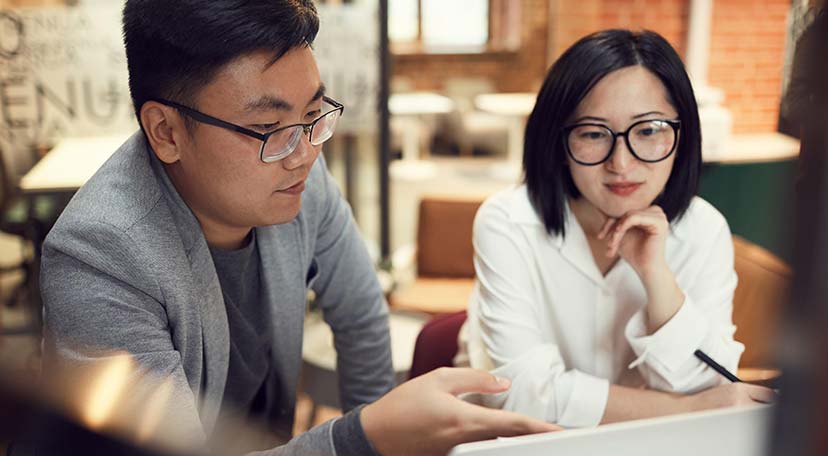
top-left (153, 96), bottom-right (345, 163)
top-left (563, 119), bottom-right (681, 166)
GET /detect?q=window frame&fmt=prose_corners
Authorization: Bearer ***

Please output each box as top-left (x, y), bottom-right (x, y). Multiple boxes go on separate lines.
top-left (390, 0), bottom-right (520, 56)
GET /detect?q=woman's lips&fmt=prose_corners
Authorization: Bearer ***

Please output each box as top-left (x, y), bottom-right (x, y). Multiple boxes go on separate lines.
top-left (605, 182), bottom-right (642, 196)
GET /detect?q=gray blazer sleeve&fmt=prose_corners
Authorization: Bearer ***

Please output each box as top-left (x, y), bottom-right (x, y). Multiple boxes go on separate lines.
top-left (40, 221), bottom-right (208, 445)
top-left (39, 221), bottom-right (343, 455)
top-left (309, 158), bottom-right (395, 412)
top-left (249, 409), bottom-right (371, 456)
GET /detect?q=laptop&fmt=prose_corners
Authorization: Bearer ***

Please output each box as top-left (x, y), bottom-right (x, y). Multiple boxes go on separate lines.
top-left (450, 405), bottom-right (773, 456)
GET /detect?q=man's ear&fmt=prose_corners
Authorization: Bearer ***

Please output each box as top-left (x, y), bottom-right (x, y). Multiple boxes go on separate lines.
top-left (140, 101), bottom-right (188, 164)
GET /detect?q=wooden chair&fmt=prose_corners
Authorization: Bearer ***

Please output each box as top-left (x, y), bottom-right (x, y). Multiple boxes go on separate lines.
top-left (408, 310), bottom-right (467, 379)
top-left (389, 196), bottom-right (483, 315)
top-left (732, 236), bottom-right (791, 383)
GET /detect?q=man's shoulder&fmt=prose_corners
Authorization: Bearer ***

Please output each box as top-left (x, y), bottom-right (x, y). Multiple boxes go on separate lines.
top-left (44, 132), bottom-right (176, 270)
top-left (54, 132), bottom-right (165, 235)
top-left (289, 153), bottom-right (342, 235)
top-left (42, 133), bottom-right (192, 300)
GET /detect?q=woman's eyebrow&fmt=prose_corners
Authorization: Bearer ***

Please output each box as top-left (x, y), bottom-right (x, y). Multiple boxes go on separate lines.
top-left (631, 110), bottom-right (666, 119)
top-left (571, 115), bottom-right (609, 123)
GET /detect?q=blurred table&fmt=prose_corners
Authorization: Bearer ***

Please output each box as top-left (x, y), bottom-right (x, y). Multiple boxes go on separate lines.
top-left (699, 132), bottom-right (800, 262)
top-left (300, 311), bottom-right (427, 427)
top-left (389, 92), bottom-right (454, 162)
top-left (474, 92), bottom-right (536, 162)
top-left (14, 134), bottom-right (130, 334)
top-left (706, 133), bottom-right (800, 164)
top-left (20, 135), bottom-right (129, 194)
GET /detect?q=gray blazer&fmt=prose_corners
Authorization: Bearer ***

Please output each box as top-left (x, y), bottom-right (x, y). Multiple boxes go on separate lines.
top-left (40, 132), bottom-right (394, 454)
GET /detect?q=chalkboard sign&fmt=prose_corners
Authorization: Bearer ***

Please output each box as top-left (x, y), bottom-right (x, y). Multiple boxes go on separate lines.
top-left (0, 1), bottom-right (134, 173)
top-left (0, 1), bottom-right (379, 174)
top-left (315, 3), bottom-right (379, 135)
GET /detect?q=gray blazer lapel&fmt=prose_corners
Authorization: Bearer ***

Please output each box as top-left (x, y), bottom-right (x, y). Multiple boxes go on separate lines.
top-left (256, 223), bottom-right (307, 412)
top-left (188, 240), bottom-right (230, 434)
top-left (146, 138), bottom-right (230, 433)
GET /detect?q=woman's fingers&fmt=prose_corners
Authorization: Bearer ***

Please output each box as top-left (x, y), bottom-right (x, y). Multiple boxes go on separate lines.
top-left (605, 207), bottom-right (669, 257)
top-left (743, 384), bottom-right (778, 404)
top-left (597, 216), bottom-right (617, 240)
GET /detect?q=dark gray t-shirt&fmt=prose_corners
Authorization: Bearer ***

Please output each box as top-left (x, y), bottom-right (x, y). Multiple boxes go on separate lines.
top-left (210, 231), bottom-right (378, 455)
top-left (210, 231), bottom-right (274, 422)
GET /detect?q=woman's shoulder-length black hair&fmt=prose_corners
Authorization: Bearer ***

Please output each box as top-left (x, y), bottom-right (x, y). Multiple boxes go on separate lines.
top-left (523, 29), bottom-right (702, 237)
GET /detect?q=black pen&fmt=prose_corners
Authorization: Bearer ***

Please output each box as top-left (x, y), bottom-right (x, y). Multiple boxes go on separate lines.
top-left (694, 349), bottom-right (742, 382)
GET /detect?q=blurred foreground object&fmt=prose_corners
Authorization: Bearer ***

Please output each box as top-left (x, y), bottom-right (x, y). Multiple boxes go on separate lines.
top-left (772, 6), bottom-right (828, 456)
top-left (1, 353), bottom-right (194, 456)
top-left (1, 349), bottom-right (287, 455)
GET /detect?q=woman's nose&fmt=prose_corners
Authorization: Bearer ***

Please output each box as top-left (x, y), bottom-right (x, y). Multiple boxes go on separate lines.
top-left (605, 136), bottom-right (635, 173)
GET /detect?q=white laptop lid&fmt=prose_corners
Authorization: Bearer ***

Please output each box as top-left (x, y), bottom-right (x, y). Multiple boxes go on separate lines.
top-left (450, 405), bottom-right (773, 456)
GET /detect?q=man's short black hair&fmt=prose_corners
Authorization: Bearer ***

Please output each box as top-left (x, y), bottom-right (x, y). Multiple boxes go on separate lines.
top-left (523, 29), bottom-right (702, 237)
top-left (122, 0), bottom-right (320, 123)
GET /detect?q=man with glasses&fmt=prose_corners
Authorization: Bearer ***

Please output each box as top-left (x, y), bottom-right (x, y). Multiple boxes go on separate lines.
top-left (151, 96), bottom-right (345, 164)
top-left (35, 1), bottom-right (554, 455)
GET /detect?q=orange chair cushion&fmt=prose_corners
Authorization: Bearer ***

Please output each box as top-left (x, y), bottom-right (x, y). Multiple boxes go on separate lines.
top-left (732, 236), bottom-right (791, 369)
top-left (389, 277), bottom-right (476, 315)
top-left (416, 198), bottom-right (482, 278)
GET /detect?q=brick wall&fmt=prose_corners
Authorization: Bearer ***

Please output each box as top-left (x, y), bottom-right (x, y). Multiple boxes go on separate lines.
top-left (548, 0), bottom-right (689, 60)
top-left (391, 0), bottom-right (550, 93)
top-left (394, 0), bottom-right (791, 133)
top-left (708, 0), bottom-right (790, 133)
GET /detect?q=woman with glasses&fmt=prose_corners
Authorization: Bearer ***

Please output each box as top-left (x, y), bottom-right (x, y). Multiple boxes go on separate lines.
top-left (459, 29), bottom-right (775, 428)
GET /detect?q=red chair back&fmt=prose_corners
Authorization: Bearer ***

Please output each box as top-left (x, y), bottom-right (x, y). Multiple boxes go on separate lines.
top-left (409, 311), bottom-right (467, 379)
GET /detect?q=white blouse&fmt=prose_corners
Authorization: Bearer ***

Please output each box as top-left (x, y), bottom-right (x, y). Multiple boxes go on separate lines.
top-left (460, 185), bottom-right (744, 428)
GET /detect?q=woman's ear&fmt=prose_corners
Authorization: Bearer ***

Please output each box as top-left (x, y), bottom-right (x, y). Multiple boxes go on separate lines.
top-left (140, 101), bottom-right (187, 164)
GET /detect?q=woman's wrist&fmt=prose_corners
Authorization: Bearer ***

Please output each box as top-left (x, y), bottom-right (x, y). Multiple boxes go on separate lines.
top-left (641, 265), bottom-right (684, 332)
top-left (638, 259), bottom-right (672, 288)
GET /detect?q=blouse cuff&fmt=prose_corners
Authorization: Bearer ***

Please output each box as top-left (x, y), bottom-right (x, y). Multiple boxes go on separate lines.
top-left (553, 371), bottom-right (610, 428)
top-left (625, 295), bottom-right (709, 373)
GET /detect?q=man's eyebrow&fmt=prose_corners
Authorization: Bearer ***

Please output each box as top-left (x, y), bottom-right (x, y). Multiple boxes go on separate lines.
top-left (243, 84), bottom-right (326, 113)
top-left (309, 84), bottom-right (326, 104)
top-left (244, 96), bottom-right (293, 113)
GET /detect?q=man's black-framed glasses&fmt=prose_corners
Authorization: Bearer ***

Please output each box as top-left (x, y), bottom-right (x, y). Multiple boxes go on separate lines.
top-left (563, 119), bottom-right (681, 166)
top-left (154, 96), bottom-right (345, 163)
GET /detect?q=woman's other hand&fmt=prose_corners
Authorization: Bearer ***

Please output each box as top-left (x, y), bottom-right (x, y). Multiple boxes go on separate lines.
top-left (685, 383), bottom-right (777, 412)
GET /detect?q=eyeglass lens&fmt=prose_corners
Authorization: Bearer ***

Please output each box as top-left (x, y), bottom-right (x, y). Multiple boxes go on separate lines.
top-left (568, 120), bottom-right (676, 164)
top-left (260, 106), bottom-right (342, 162)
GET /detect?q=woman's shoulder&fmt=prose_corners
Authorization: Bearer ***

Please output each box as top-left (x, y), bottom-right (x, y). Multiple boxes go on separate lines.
top-left (671, 196), bottom-right (731, 242)
top-left (477, 185), bottom-right (543, 227)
